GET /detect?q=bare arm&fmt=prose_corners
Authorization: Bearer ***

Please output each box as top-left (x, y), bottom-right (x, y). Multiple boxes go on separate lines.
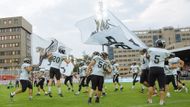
top-left (47, 52), bottom-right (53, 60)
top-left (179, 59), bottom-right (184, 68)
top-left (86, 60), bottom-right (96, 76)
top-left (25, 66), bottom-right (33, 72)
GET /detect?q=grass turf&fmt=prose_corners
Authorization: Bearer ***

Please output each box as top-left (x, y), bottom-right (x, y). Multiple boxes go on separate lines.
top-left (0, 81), bottom-right (190, 107)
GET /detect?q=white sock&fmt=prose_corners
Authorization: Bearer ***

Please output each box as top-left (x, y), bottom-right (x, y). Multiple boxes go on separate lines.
top-left (148, 99), bottom-right (152, 103)
top-left (48, 86), bottom-right (51, 92)
top-left (58, 87), bottom-right (62, 94)
top-left (120, 85), bottom-right (123, 88)
top-left (159, 100), bottom-right (164, 105)
top-left (142, 85), bottom-right (145, 89)
top-left (12, 92), bottom-right (16, 96)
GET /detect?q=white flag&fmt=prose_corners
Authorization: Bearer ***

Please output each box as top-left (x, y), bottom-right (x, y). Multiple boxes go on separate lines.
top-left (76, 10), bottom-right (147, 49)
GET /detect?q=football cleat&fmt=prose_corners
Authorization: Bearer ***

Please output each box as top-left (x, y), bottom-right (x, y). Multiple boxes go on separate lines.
top-left (45, 92), bottom-right (48, 96)
top-left (36, 93), bottom-right (40, 96)
top-left (185, 87), bottom-right (188, 93)
top-left (48, 92), bottom-right (53, 98)
top-left (140, 88), bottom-right (144, 93)
top-left (159, 100), bottom-right (165, 105)
top-left (75, 91), bottom-right (80, 95)
top-left (102, 92), bottom-right (106, 97)
top-left (114, 88), bottom-right (118, 92)
top-left (166, 92), bottom-right (171, 97)
top-left (147, 99), bottom-right (152, 104)
top-left (88, 98), bottom-right (92, 104)
top-left (95, 97), bottom-right (100, 103)
top-left (58, 93), bottom-right (63, 97)
top-left (10, 93), bottom-right (14, 98)
top-left (120, 87), bottom-right (124, 91)
top-left (29, 96), bottom-right (33, 101)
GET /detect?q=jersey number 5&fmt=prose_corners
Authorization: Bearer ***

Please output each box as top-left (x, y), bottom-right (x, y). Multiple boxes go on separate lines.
top-left (98, 61), bottom-right (104, 68)
top-left (154, 55), bottom-right (160, 64)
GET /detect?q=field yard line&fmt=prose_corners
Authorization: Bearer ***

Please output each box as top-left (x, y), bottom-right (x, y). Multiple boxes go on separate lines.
top-left (131, 99), bottom-right (190, 107)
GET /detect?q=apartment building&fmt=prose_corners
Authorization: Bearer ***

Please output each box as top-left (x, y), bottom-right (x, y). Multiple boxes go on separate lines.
top-left (0, 16), bottom-right (32, 70)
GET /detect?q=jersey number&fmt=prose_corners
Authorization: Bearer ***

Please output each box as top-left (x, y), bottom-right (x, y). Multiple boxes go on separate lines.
top-left (98, 61), bottom-right (104, 68)
top-left (53, 56), bottom-right (61, 63)
top-left (154, 55), bottom-right (160, 64)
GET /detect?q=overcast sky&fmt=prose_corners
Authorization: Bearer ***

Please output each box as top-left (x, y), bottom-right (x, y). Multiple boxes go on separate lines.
top-left (1, 0), bottom-right (190, 57)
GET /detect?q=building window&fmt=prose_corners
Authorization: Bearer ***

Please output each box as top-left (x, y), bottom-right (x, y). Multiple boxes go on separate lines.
top-left (8, 20), bottom-right (12, 24)
top-left (175, 34), bottom-right (181, 42)
top-left (3, 20), bottom-right (7, 24)
top-left (14, 19), bottom-right (19, 24)
top-left (0, 59), bottom-right (5, 63)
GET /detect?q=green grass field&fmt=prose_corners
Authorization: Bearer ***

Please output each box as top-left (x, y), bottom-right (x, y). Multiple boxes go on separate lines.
top-left (0, 81), bottom-right (190, 107)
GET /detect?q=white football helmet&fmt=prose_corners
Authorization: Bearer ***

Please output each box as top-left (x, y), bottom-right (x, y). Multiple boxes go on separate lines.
top-left (24, 58), bottom-right (31, 64)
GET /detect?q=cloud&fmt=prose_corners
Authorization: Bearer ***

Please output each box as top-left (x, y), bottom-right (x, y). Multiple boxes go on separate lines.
top-left (125, 0), bottom-right (190, 30)
top-left (1, 0), bottom-right (190, 57)
top-left (0, 0), bottom-right (64, 16)
top-left (104, 0), bottom-right (123, 8)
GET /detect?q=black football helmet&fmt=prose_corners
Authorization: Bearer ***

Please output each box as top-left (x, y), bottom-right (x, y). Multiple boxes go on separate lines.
top-left (92, 51), bottom-right (100, 56)
top-left (100, 52), bottom-right (108, 60)
top-left (79, 61), bottom-right (85, 66)
top-left (155, 39), bottom-right (165, 48)
top-left (58, 46), bottom-right (66, 54)
top-left (91, 51), bottom-right (100, 58)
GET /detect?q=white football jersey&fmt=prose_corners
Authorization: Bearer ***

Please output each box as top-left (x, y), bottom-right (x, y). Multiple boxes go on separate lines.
top-left (63, 62), bottom-right (74, 76)
top-left (20, 63), bottom-right (31, 80)
top-left (168, 57), bottom-right (180, 75)
top-left (79, 65), bottom-right (87, 77)
top-left (130, 64), bottom-right (140, 73)
top-left (148, 47), bottom-right (170, 68)
top-left (164, 65), bottom-right (173, 75)
top-left (91, 55), bottom-right (105, 76)
top-left (140, 54), bottom-right (149, 70)
top-left (112, 63), bottom-right (119, 75)
top-left (50, 52), bottom-right (66, 69)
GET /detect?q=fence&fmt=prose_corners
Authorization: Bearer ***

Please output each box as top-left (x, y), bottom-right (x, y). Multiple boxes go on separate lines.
top-left (0, 69), bottom-right (20, 80)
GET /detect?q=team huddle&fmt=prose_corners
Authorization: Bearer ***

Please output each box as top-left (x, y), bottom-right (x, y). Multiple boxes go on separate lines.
top-left (9, 39), bottom-right (188, 105)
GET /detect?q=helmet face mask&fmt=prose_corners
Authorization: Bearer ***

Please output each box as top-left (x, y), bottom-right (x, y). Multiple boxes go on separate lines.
top-left (155, 39), bottom-right (165, 48)
top-left (101, 52), bottom-right (108, 60)
top-left (58, 46), bottom-right (66, 54)
top-left (79, 61), bottom-right (85, 66)
top-left (92, 51), bottom-right (100, 56)
top-left (24, 58), bottom-right (31, 64)
top-left (91, 51), bottom-right (100, 58)
top-left (133, 62), bottom-right (136, 65)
